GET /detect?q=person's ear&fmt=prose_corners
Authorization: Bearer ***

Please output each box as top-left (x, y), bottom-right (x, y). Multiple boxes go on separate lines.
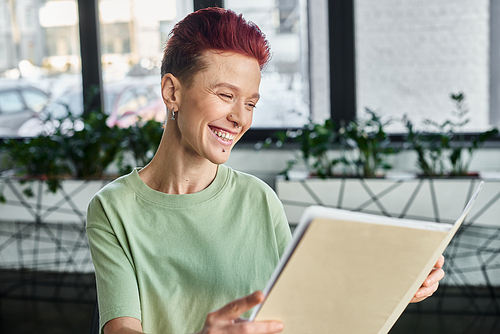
top-left (161, 73), bottom-right (182, 111)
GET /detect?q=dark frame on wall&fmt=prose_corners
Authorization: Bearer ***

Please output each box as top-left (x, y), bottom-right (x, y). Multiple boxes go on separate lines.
top-left (194, 0), bottom-right (224, 10)
top-left (328, 0), bottom-right (356, 126)
top-left (77, 0), bottom-right (103, 116)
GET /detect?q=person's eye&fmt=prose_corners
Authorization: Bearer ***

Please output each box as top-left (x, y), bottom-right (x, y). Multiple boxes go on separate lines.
top-left (219, 93), bottom-right (232, 99)
top-left (246, 103), bottom-right (257, 109)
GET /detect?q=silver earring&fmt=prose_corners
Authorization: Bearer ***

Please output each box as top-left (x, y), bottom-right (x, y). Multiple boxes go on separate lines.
top-left (171, 110), bottom-right (176, 121)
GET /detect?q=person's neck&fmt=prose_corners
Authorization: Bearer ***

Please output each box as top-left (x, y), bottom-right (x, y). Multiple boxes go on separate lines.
top-left (138, 134), bottom-right (218, 195)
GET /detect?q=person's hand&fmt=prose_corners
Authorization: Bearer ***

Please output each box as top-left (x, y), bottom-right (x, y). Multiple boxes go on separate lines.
top-left (410, 255), bottom-right (445, 303)
top-left (198, 291), bottom-right (284, 334)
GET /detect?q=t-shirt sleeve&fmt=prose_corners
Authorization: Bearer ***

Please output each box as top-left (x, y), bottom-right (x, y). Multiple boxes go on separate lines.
top-left (86, 196), bottom-right (142, 332)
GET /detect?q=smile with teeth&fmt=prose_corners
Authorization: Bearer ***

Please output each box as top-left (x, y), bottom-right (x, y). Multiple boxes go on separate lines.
top-left (211, 127), bottom-right (235, 141)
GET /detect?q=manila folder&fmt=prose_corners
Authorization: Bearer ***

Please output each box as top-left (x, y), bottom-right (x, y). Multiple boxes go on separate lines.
top-left (251, 181), bottom-right (483, 334)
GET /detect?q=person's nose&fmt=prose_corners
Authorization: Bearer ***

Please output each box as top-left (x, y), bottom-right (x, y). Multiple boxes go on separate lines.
top-left (228, 103), bottom-right (251, 129)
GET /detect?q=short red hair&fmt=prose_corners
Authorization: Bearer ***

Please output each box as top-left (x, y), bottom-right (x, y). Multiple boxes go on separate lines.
top-left (161, 7), bottom-right (271, 87)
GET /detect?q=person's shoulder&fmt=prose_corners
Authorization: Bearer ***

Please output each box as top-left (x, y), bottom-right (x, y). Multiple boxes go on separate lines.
top-left (223, 166), bottom-right (286, 222)
top-left (89, 171), bottom-right (135, 206)
top-left (225, 166), bottom-right (267, 186)
top-left (223, 165), bottom-right (276, 196)
top-left (86, 171), bottom-right (137, 229)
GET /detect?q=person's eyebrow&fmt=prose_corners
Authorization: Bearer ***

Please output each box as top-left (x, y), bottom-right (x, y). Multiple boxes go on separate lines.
top-left (214, 82), bottom-right (260, 99)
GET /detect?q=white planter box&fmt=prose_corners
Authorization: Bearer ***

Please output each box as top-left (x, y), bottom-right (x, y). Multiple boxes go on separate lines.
top-left (276, 177), bottom-right (500, 288)
top-left (0, 178), bottom-right (112, 273)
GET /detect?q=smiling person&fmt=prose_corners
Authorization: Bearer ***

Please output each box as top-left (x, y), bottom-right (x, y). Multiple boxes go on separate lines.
top-left (86, 7), bottom-right (444, 334)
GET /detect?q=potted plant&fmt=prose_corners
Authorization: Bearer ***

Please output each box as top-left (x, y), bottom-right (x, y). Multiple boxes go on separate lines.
top-left (273, 118), bottom-right (339, 179)
top-left (272, 93), bottom-right (500, 222)
top-left (0, 89), bottom-right (164, 200)
top-left (272, 108), bottom-right (395, 180)
top-left (336, 108), bottom-right (395, 178)
top-left (265, 109), bottom-right (405, 227)
top-left (403, 92), bottom-right (498, 177)
top-left (0, 89), bottom-right (163, 280)
top-left (268, 98), bottom-right (500, 300)
top-left (116, 117), bottom-right (164, 175)
top-left (0, 103), bottom-right (123, 202)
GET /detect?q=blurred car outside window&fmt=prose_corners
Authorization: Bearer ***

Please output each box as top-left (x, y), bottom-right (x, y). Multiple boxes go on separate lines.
top-left (17, 81), bottom-right (164, 137)
top-left (21, 88), bottom-right (51, 112)
top-left (0, 90), bottom-right (25, 114)
top-left (116, 88), bottom-right (140, 117)
top-left (0, 83), bottom-right (50, 137)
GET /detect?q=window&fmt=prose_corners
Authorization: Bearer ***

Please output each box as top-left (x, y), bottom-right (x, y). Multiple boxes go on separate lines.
top-left (116, 88), bottom-right (139, 116)
top-left (101, 22), bottom-right (131, 55)
top-left (98, 0), bottom-right (187, 123)
top-left (1, 0), bottom-right (313, 137)
top-left (0, 0), bottom-right (83, 138)
top-left (134, 86), bottom-right (155, 108)
top-left (0, 90), bottom-right (24, 114)
top-left (278, 0), bottom-right (299, 34)
top-left (21, 88), bottom-right (50, 112)
top-left (40, 0), bottom-right (81, 66)
top-left (225, 0), bottom-right (310, 128)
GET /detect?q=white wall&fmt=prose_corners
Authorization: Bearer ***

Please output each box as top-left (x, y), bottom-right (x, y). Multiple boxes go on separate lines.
top-left (355, 0), bottom-right (491, 132)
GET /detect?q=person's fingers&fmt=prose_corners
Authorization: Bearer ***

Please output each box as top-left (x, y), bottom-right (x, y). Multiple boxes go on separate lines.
top-left (233, 318), bottom-right (248, 323)
top-left (409, 257), bottom-right (445, 304)
top-left (215, 291), bottom-right (265, 321)
top-left (411, 282), bottom-right (439, 303)
top-left (232, 320), bottom-right (284, 334)
top-left (417, 282), bottom-right (439, 298)
top-left (434, 255), bottom-right (445, 269)
top-left (423, 268), bottom-right (445, 287)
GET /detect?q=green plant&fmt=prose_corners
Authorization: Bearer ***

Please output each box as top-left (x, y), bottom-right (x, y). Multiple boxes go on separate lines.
top-left (56, 109), bottom-right (125, 178)
top-left (337, 108), bottom-right (395, 178)
top-left (272, 119), bottom-right (339, 179)
top-left (446, 93), bottom-right (498, 175)
top-left (0, 108), bottom-right (123, 200)
top-left (403, 115), bottom-right (447, 176)
top-left (0, 86), bottom-right (165, 201)
top-left (117, 117), bottom-right (164, 174)
top-left (403, 92), bottom-right (498, 176)
top-left (0, 135), bottom-right (71, 197)
top-left (268, 109), bottom-right (394, 179)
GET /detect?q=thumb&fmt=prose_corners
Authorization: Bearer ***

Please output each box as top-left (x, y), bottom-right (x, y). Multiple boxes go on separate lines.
top-left (216, 291), bottom-right (265, 321)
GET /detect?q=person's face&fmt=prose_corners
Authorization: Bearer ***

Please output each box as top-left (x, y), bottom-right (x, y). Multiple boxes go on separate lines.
top-left (166, 51), bottom-right (261, 164)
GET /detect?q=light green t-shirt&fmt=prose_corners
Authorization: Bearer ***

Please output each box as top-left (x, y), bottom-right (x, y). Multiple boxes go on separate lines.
top-left (86, 165), bottom-right (292, 334)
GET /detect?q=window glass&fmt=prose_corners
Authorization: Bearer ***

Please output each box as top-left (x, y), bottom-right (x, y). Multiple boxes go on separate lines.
top-left (0, 0), bottom-right (83, 138)
top-left (104, 92), bottom-right (118, 114)
top-left (98, 0), bottom-right (309, 129)
top-left (45, 90), bottom-right (83, 119)
top-left (99, 0), bottom-right (189, 125)
top-left (146, 88), bottom-right (158, 104)
top-left (0, 0), bottom-right (316, 135)
top-left (0, 90), bottom-right (25, 114)
top-left (21, 88), bottom-right (50, 112)
top-left (116, 88), bottom-right (139, 116)
top-left (224, 0), bottom-right (310, 128)
top-left (134, 87), bottom-right (152, 108)
top-left (355, 0), bottom-right (491, 132)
